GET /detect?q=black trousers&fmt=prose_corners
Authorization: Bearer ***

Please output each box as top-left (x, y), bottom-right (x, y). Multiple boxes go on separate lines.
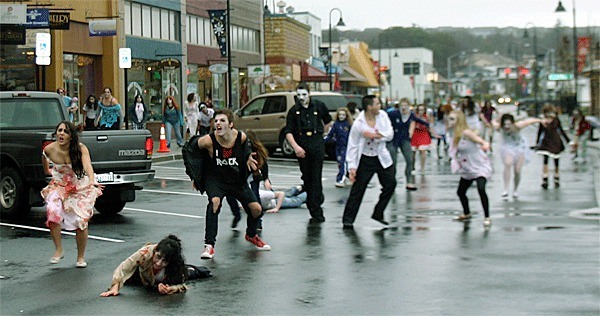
top-left (456, 177), bottom-right (489, 218)
top-left (297, 136), bottom-right (325, 218)
top-left (343, 156), bottom-right (397, 224)
top-left (204, 180), bottom-right (260, 246)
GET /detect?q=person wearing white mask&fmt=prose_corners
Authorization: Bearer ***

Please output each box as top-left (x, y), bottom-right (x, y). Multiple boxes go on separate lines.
top-left (284, 83), bottom-right (332, 223)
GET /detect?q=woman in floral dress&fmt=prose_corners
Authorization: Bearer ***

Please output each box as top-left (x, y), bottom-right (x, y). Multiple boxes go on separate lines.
top-left (42, 121), bottom-right (103, 268)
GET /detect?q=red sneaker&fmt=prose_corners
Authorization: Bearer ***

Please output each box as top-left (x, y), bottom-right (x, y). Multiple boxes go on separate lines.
top-left (245, 234), bottom-right (271, 251)
top-left (200, 244), bottom-right (214, 259)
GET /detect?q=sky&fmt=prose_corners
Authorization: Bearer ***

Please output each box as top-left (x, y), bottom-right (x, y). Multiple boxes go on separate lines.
top-left (277, 0), bottom-right (600, 30)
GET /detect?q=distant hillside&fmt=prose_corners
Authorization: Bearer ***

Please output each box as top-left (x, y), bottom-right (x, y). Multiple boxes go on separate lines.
top-left (326, 26), bottom-right (599, 77)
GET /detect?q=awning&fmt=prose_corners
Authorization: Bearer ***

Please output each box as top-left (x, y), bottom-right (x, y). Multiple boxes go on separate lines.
top-left (301, 61), bottom-right (329, 82)
top-left (339, 65), bottom-right (367, 82)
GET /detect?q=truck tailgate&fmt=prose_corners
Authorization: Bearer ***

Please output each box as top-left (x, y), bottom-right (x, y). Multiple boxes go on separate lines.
top-left (81, 129), bottom-right (152, 174)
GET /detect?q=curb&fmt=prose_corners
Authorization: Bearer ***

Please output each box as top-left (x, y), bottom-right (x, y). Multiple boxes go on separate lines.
top-left (152, 153), bottom-right (182, 163)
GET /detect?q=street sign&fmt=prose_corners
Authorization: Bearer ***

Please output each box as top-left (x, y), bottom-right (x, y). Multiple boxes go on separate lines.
top-left (548, 73), bottom-right (574, 81)
top-left (209, 63), bottom-right (228, 74)
top-left (36, 56), bottom-right (50, 65)
top-left (119, 48), bottom-right (131, 69)
top-left (248, 64), bottom-right (270, 77)
top-left (35, 32), bottom-right (50, 57)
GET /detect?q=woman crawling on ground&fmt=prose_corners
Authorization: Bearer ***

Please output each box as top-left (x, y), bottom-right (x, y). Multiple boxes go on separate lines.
top-left (101, 235), bottom-right (210, 297)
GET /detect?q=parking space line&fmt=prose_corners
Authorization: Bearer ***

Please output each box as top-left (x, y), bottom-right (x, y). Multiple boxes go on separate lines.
top-left (124, 207), bottom-right (204, 219)
top-left (0, 223), bottom-right (125, 243)
top-left (141, 188), bottom-right (204, 196)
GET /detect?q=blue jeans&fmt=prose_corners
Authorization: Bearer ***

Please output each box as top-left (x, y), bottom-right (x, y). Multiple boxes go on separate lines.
top-left (165, 121), bottom-right (184, 147)
top-left (281, 187), bottom-right (307, 208)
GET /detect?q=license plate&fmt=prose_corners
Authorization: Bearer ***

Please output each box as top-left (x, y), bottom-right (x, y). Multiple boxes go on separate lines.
top-left (95, 172), bottom-right (114, 183)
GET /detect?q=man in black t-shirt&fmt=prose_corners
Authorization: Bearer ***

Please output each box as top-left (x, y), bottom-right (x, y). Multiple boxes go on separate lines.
top-left (284, 83), bottom-right (333, 222)
top-left (194, 109), bottom-right (270, 259)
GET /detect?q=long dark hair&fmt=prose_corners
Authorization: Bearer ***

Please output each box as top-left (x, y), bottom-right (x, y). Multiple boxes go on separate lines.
top-left (155, 235), bottom-right (186, 284)
top-left (85, 95), bottom-right (98, 111)
top-left (246, 130), bottom-right (268, 173)
top-left (54, 121), bottom-right (84, 177)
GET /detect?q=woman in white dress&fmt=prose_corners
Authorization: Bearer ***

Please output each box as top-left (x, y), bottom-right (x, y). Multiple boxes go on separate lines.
top-left (184, 93), bottom-right (199, 138)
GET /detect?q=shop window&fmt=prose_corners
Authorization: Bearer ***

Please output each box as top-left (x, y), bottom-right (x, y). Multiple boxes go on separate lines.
top-left (142, 6), bottom-right (151, 37)
top-left (151, 7), bottom-right (161, 39)
top-left (124, 2), bottom-right (131, 35)
top-left (132, 3), bottom-right (141, 36)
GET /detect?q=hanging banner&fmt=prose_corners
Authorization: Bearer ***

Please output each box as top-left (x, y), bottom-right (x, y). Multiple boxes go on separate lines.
top-left (577, 36), bottom-right (591, 73)
top-left (25, 9), bottom-right (49, 29)
top-left (207, 9), bottom-right (227, 57)
top-left (49, 12), bottom-right (70, 30)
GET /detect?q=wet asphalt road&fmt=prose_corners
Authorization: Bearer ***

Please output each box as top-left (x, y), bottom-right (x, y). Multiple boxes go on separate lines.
top-left (1, 116), bottom-right (599, 315)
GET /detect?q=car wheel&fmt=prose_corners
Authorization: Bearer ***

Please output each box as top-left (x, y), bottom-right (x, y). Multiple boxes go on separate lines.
top-left (94, 189), bottom-right (126, 215)
top-left (279, 135), bottom-right (295, 157)
top-left (1, 166), bottom-right (29, 217)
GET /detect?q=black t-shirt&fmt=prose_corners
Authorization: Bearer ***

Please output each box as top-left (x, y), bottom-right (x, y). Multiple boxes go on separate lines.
top-left (285, 99), bottom-right (332, 136)
top-left (207, 131), bottom-right (245, 184)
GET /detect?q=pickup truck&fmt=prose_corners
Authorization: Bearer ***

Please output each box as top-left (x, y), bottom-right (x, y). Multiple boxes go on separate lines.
top-left (0, 91), bottom-right (155, 217)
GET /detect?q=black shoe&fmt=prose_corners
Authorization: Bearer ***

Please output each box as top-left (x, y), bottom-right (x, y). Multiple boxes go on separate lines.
top-left (406, 186), bottom-right (417, 191)
top-left (309, 216), bottom-right (325, 223)
top-left (541, 177), bottom-right (548, 189)
top-left (371, 215), bottom-right (389, 226)
top-left (342, 223), bottom-right (354, 230)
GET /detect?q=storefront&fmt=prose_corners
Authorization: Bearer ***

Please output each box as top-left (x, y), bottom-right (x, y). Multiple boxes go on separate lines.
top-left (126, 58), bottom-right (181, 122)
top-left (62, 53), bottom-right (101, 124)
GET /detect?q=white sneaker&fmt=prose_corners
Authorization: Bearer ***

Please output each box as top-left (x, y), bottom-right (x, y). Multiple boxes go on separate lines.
top-left (512, 191), bottom-right (519, 199)
top-left (501, 191), bottom-right (509, 200)
top-left (483, 217), bottom-right (492, 227)
top-left (335, 181), bottom-right (345, 188)
top-left (200, 244), bottom-right (214, 259)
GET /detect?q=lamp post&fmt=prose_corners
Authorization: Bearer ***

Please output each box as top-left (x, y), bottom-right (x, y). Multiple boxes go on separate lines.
top-left (555, 0), bottom-right (578, 108)
top-left (524, 23), bottom-right (540, 116)
top-left (328, 8), bottom-right (345, 91)
top-left (446, 51), bottom-right (465, 80)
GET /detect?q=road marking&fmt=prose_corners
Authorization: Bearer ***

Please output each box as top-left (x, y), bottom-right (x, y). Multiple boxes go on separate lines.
top-left (124, 207), bottom-right (203, 219)
top-left (0, 223), bottom-right (124, 243)
top-left (141, 188), bottom-right (204, 196)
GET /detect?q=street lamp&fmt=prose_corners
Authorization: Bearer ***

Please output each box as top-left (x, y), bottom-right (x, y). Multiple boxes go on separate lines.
top-left (328, 8), bottom-right (345, 91)
top-left (524, 22), bottom-right (540, 116)
top-left (446, 51), bottom-right (465, 80)
top-left (555, 0), bottom-right (578, 108)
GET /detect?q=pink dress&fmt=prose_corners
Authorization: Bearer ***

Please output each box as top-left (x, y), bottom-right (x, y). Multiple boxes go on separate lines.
top-left (41, 153), bottom-right (102, 231)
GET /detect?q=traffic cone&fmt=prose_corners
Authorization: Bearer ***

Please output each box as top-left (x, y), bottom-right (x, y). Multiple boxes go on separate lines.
top-left (157, 124), bottom-right (170, 153)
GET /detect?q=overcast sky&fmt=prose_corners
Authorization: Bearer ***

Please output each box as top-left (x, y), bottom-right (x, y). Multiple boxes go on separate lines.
top-left (278, 0), bottom-right (600, 30)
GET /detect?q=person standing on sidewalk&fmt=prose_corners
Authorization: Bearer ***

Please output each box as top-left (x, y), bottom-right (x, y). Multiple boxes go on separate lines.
top-left (193, 109), bottom-right (270, 259)
top-left (447, 110), bottom-right (492, 227)
top-left (163, 96), bottom-right (185, 148)
top-left (342, 95), bottom-right (396, 229)
top-left (285, 83), bottom-right (332, 223)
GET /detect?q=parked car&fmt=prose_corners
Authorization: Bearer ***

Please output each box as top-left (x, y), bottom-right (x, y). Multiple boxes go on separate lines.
top-left (0, 91), bottom-right (155, 217)
top-left (234, 91), bottom-right (352, 158)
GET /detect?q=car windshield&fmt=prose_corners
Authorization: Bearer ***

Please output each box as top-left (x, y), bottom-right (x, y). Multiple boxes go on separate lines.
top-left (310, 95), bottom-right (349, 112)
top-left (0, 98), bottom-right (64, 129)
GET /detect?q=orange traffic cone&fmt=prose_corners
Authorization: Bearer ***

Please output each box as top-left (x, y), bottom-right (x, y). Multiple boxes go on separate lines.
top-left (157, 124), bottom-right (170, 153)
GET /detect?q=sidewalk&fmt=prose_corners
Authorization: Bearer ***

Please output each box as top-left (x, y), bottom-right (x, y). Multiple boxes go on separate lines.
top-left (151, 140), bottom-right (183, 163)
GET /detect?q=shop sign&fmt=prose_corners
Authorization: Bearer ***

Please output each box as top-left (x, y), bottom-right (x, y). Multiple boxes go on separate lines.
top-left (160, 58), bottom-right (180, 69)
top-left (547, 73), bottom-right (574, 81)
top-left (25, 9), bottom-right (49, 29)
top-left (0, 24), bottom-right (25, 45)
top-left (0, 4), bottom-right (26, 24)
top-left (36, 56), bottom-right (50, 66)
top-left (248, 65), bottom-right (270, 77)
top-left (49, 12), bottom-right (70, 30)
top-left (89, 19), bottom-right (117, 37)
top-left (209, 63), bottom-right (228, 74)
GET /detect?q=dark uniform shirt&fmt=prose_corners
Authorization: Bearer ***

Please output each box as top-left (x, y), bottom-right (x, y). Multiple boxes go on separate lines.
top-left (285, 99), bottom-right (332, 138)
